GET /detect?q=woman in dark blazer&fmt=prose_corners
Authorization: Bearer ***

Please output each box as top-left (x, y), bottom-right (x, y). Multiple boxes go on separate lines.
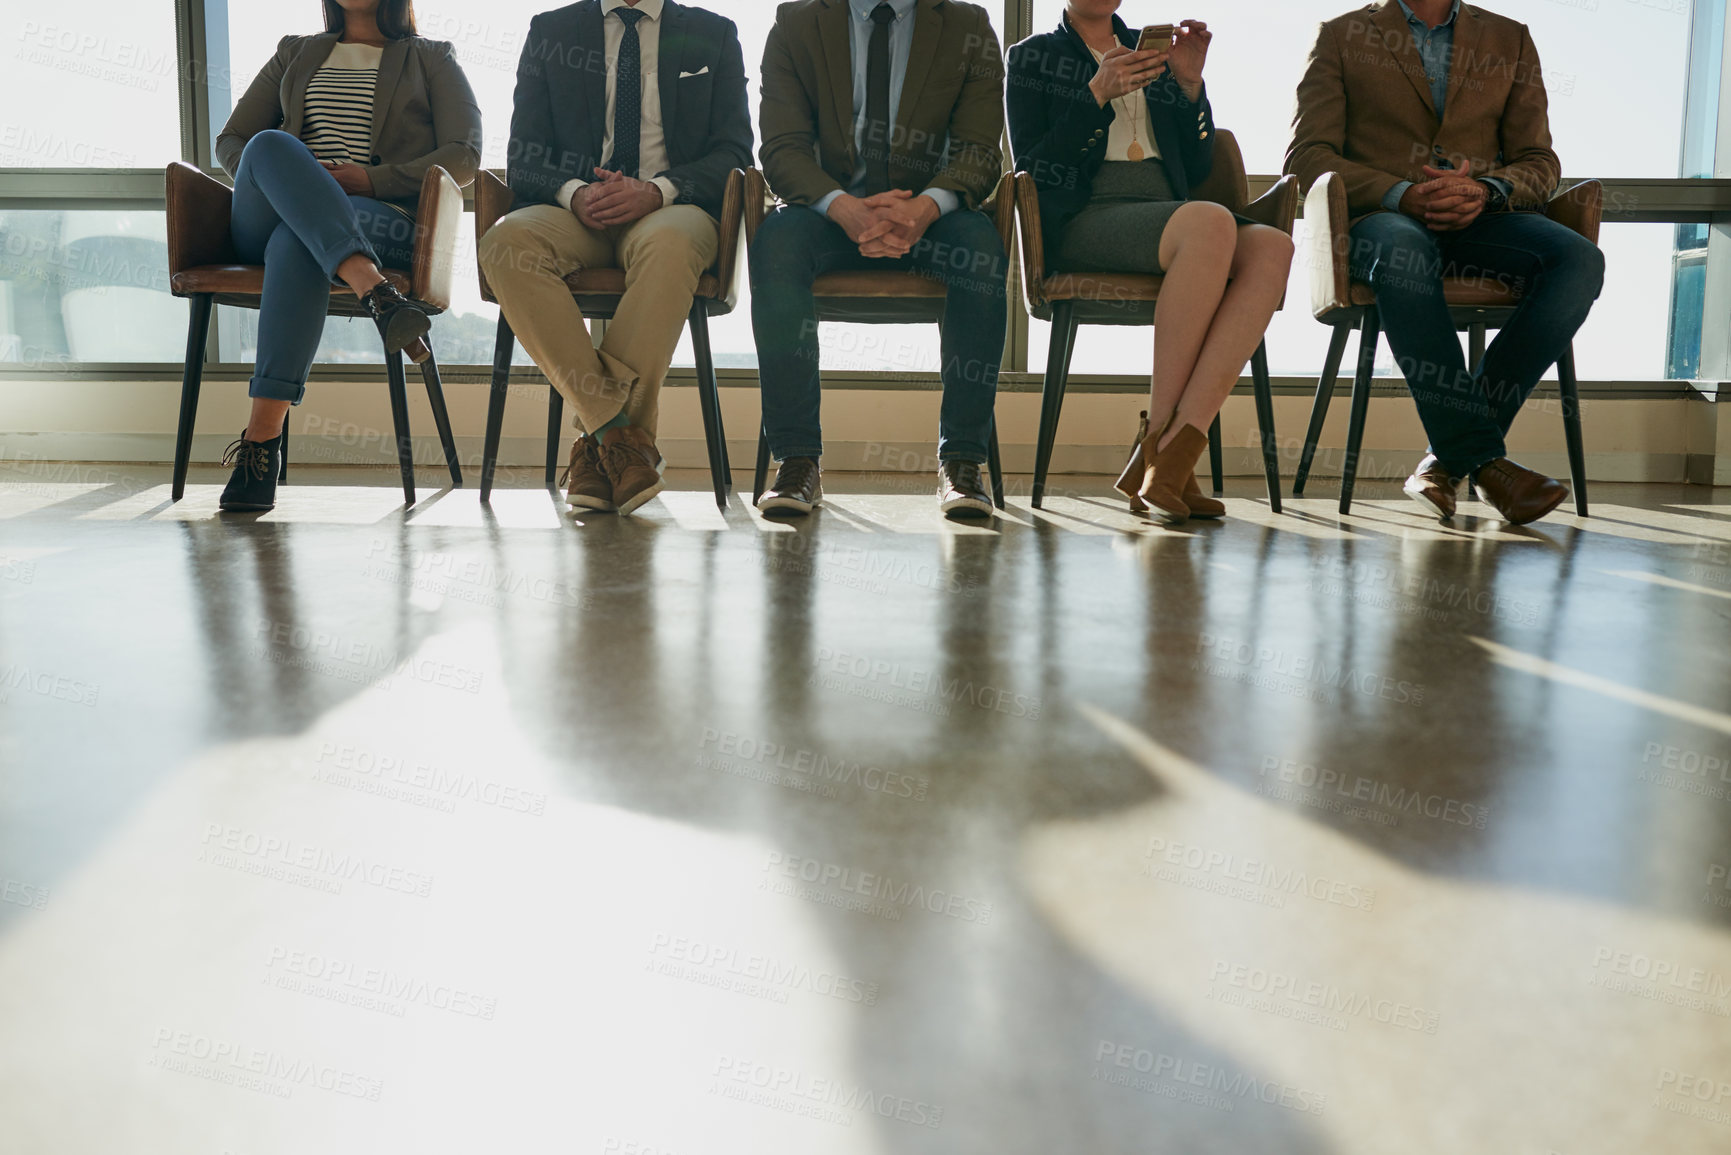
top-left (209, 0), bottom-right (481, 512)
top-left (1008, 4), bottom-right (1292, 525)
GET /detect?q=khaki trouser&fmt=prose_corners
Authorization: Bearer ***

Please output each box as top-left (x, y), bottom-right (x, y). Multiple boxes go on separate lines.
top-left (478, 203), bottom-right (719, 437)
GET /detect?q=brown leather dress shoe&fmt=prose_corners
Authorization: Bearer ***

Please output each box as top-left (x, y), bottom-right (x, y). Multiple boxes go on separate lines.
top-left (938, 460), bottom-right (993, 518)
top-left (1473, 457), bottom-right (1569, 525)
top-left (598, 426), bottom-right (664, 516)
top-left (1138, 424), bottom-right (1211, 526)
top-left (757, 456), bottom-right (822, 516)
top-left (561, 436), bottom-right (614, 511)
top-left (1403, 453), bottom-right (1460, 521)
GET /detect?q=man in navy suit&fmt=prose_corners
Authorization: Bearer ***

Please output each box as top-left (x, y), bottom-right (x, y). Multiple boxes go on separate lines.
top-left (481, 0), bottom-right (752, 514)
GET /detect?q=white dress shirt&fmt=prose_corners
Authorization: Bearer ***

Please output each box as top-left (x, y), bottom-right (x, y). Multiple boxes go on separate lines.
top-left (557, 0), bottom-right (679, 214)
top-left (1085, 45), bottom-right (1162, 163)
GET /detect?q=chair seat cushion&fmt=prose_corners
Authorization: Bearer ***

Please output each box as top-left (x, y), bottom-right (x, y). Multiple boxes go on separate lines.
top-left (1043, 272), bottom-right (1164, 302)
top-left (1347, 277), bottom-right (1525, 309)
top-left (172, 266), bottom-right (415, 315)
top-left (563, 268), bottom-right (723, 300)
top-left (811, 271), bottom-right (946, 299)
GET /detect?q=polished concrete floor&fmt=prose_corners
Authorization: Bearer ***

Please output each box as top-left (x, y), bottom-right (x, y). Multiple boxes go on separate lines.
top-left (3, 458), bottom-right (1731, 1153)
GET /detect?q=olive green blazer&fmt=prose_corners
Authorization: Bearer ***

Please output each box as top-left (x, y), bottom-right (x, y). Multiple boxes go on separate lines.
top-left (758, 0), bottom-right (1005, 210)
top-left (215, 33), bottom-right (482, 210)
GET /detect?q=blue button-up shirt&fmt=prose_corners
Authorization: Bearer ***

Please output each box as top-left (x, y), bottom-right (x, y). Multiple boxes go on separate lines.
top-left (812, 0), bottom-right (958, 219)
top-left (1382, 0), bottom-right (1511, 213)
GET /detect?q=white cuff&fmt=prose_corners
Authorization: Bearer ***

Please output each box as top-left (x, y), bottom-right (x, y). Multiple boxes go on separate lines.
top-left (557, 178), bottom-right (587, 213)
top-left (650, 176), bottom-right (679, 206)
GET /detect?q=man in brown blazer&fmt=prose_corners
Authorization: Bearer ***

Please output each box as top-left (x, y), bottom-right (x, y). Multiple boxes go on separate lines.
top-left (750, 0), bottom-right (1008, 519)
top-left (1286, 0), bottom-right (1604, 525)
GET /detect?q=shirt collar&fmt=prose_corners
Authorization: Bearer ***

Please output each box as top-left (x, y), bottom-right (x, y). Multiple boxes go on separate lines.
top-left (849, 0), bottom-right (917, 22)
top-left (1395, 0), bottom-right (1461, 30)
top-left (602, 0), bottom-right (664, 21)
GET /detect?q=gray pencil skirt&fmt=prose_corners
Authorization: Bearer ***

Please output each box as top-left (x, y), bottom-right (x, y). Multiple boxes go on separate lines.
top-left (1053, 160), bottom-right (1252, 275)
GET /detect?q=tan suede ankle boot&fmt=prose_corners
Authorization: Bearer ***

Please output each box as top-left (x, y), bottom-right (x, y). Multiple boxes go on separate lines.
top-left (1138, 424), bottom-right (1210, 525)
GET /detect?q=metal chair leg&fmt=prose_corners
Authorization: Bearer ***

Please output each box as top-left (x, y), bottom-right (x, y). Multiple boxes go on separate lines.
top-left (1468, 321), bottom-right (1487, 370)
top-left (419, 350), bottom-right (462, 488)
top-left (1558, 344), bottom-right (1589, 517)
top-left (1339, 309), bottom-right (1381, 515)
top-left (1294, 322), bottom-right (1350, 496)
top-left (1251, 340), bottom-right (1282, 513)
top-left (384, 350), bottom-right (416, 506)
top-left (1207, 417), bottom-right (1224, 495)
top-left (1031, 300), bottom-right (1077, 509)
top-left (689, 303), bottom-right (730, 511)
top-left (545, 389), bottom-right (565, 487)
top-left (171, 293), bottom-right (213, 502)
top-left (480, 316), bottom-right (514, 503)
top-left (987, 419), bottom-right (1005, 510)
top-left (753, 428), bottom-right (771, 506)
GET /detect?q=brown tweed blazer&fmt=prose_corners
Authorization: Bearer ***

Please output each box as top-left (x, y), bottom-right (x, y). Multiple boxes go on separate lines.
top-left (1285, 2), bottom-right (1562, 221)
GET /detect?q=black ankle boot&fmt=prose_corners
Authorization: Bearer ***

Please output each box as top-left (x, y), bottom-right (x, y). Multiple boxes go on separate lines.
top-left (219, 432), bottom-right (282, 512)
top-left (359, 280), bottom-right (431, 356)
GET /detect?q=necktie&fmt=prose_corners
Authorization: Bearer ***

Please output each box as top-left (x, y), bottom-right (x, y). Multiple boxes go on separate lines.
top-left (612, 7), bottom-right (646, 179)
top-left (863, 3), bottom-right (895, 195)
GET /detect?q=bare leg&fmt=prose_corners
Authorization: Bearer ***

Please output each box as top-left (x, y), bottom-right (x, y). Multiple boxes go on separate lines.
top-left (1145, 202), bottom-right (1238, 436)
top-left (335, 252), bottom-right (386, 299)
top-left (245, 399), bottom-right (291, 443)
top-left (1161, 224), bottom-right (1294, 449)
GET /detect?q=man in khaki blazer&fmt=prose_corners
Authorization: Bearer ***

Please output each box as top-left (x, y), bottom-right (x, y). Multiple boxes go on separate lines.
top-left (750, 0), bottom-right (1008, 519)
top-left (1286, 0), bottom-right (1604, 526)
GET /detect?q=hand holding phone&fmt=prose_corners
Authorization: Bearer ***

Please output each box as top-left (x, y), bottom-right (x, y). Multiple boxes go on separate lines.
top-left (1136, 24), bottom-right (1176, 54)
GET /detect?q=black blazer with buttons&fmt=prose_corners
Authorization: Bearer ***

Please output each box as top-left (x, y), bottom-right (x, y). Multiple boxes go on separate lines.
top-left (1007, 14), bottom-right (1216, 262)
top-left (506, 0), bottom-right (753, 219)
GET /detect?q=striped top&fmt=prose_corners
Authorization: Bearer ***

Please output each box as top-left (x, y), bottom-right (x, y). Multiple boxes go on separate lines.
top-left (300, 42), bottom-right (383, 165)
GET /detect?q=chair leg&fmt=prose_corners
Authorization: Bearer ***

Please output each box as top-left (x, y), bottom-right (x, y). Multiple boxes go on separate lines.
top-left (171, 293), bottom-right (213, 502)
top-left (385, 349), bottom-right (416, 506)
top-left (689, 303), bottom-right (730, 511)
top-left (1339, 310), bottom-right (1381, 515)
top-left (545, 389), bottom-right (565, 487)
top-left (753, 427), bottom-right (771, 506)
top-left (1031, 300), bottom-right (1077, 510)
top-left (987, 419), bottom-right (1005, 510)
top-left (1558, 344), bottom-right (1589, 517)
top-left (1468, 322), bottom-right (1487, 370)
top-left (277, 427), bottom-right (288, 485)
top-left (481, 316), bottom-right (514, 503)
top-left (1207, 417), bottom-right (1224, 495)
top-left (419, 349), bottom-right (462, 488)
top-left (1294, 322), bottom-right (1350, 496)
top-left (1251, 340), bottom-right (1282, 513)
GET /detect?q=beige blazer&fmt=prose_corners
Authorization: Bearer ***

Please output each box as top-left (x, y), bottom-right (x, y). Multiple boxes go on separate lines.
top-left (1285, 2), bottom-right (1561, 221)
top-left (215, 33), bottom-right (482, 209)
top-left (758, 0), bottom-right (1005, 210)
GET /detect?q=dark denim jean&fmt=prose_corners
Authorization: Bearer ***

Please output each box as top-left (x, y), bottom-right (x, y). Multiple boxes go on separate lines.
top-left (229, 130), bottom-right (417, 404)
top-left (1347, 209), bottom-right (1605, 478)
top-left (749, 206), bottom-right (1007, 464)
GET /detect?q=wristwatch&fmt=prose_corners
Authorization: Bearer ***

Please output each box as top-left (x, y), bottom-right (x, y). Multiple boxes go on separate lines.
top-left (1478, 180), bottom-right (1509, 213)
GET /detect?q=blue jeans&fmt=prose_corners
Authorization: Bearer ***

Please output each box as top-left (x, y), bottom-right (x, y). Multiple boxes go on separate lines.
top-left (230, 130), bottom-right (417, 404)
top-left (1347, 210), bottom-right (1605, 478)
top-left (749, 206), bottom-right (1007, 464)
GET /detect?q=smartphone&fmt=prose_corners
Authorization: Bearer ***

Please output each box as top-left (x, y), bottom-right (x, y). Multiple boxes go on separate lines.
top-left (1136, 24), bottom-right (1175, 53)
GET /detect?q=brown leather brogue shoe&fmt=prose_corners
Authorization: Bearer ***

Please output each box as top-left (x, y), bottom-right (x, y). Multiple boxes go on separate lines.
top-left (757, 456), bottom-right (822, 516)
top-left (561, 436), bottom-right (614, 511)
top-left (598, 425), bottom-right (664, 516)
top-left (1403, 453), bottom-right (1460, 522)
top-left (1473, 457), bottom-right (1569, 525)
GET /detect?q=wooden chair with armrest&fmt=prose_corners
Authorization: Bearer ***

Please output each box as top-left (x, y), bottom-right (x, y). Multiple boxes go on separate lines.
top-left (1290, 173), bottom-right (1601, 516)
top-left (743, 170), bottom-right (1015, 510)
top-left (472, 168), bottom-right (745, 512)
top-left (165, 161), bottom-right (465, 506)
top-left (1014, 128), bottom-right (1298, 511)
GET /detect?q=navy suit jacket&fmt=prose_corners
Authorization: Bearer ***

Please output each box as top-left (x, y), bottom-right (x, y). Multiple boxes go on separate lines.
top-left (1007, 15), bottom-right (1216, 262)
top-left (505, 0), bottom-right (753, 218)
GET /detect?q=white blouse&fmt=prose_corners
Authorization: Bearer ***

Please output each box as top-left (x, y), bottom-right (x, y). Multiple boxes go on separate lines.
top-left (301, 42), bottom-right (383, 165)
top-left (1087, 45), bottom-right (1163, 163)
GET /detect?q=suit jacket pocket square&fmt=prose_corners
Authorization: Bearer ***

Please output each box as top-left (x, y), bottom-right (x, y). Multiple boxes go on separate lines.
top-left (679, 67), bottom-right (710, 78)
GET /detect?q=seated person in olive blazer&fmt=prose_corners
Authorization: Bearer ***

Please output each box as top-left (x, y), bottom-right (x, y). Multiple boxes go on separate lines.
top-left (1286, 0), bottom-right (1604, 526)
top-left (751, 0), bottom-right (1008, 520)
top-left (210, 0), bottom-right (481, 514)
top-left (482, 0), bottom-right (753, 517)
top-left (1009, 4), bottom-right (1293, 526)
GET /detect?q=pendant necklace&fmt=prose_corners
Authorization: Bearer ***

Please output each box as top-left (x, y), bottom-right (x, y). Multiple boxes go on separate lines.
top-left (1091, 41), bottom-right (1147, 162)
